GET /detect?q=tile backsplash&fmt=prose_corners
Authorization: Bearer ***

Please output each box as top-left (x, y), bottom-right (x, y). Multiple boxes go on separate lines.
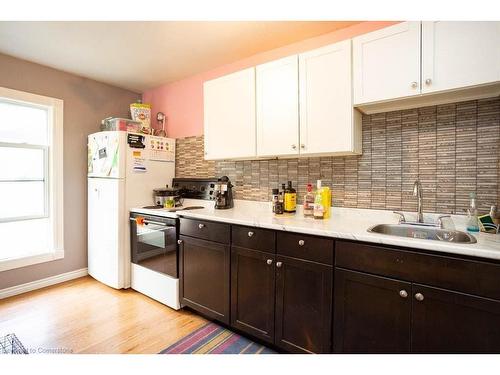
top-left (175, 97), bottom-right (500, 214)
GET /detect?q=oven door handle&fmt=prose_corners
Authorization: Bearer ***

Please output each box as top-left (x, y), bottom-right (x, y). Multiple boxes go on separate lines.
top-left (129, 218), bottom-right (175, 227)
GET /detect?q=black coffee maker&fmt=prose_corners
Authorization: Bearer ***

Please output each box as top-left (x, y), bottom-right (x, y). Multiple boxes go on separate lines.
top-left (214, 176), bottom-right (234, 209)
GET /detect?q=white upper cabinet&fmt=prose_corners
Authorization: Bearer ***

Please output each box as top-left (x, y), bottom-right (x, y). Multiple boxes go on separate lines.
top-left (421, 21), bottom-right (500, 94)
top-left (256, 55), bottom-right (299, 157)
top-left (353, 22), bottom-right (421, 105)
top-left (299, 40), bottom-right (361, 155)
top-left (203, 67), bottom-right (256, 160)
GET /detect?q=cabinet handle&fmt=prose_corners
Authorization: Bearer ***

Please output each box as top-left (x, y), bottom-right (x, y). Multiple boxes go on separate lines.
top-left (425, 78), bottom-right (432, 85)
top-left (298, 240), bottom-right (305, 246)
top-left (198, 223), bottom-right (205, 229)
top-left (276, 261), bottom-right (283, 268)
top-left (177, 240), bottom-right (183, 245)
top-left (248, 231), bottom-right (254, 237)
top-left (266, 259), bottom-right (273, 265)
top-left (411, 81), bottom-right (418, 88)
top-left (291, 144), bottom-right (297, 150)
top-left (399, 290), bottom-right (408, 298)
top-left (415, 293), bottom-right (424, 302)
top-left (300, 144), bottom-right (305, 149)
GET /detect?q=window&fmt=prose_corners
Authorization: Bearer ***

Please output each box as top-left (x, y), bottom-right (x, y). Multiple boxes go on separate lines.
top-left (0, 87), bottom-right (64, 271)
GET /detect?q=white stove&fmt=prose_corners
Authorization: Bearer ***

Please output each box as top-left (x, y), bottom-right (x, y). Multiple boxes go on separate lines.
top-left (129, 180), bottom-right (217, 310)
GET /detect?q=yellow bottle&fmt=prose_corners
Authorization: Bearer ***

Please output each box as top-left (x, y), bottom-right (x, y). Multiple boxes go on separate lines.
top-left (313, 180), bottom-right (331, 219)
top-left (284, 181), bottom-right (297, 213)
top-left (322, 186), bottom-right (331, 219)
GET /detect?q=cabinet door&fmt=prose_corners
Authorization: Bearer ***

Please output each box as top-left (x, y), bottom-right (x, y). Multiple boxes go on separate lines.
top-left (353, 21), bottom-right (421, 104)
top-left (275, 255), bottom-right (332, 353)
top-left (203, 67), bottom-right (256, 160)
top-left (333, 269), bottom-right (411, 353)
top-left (421, 21), bottom-right (500, 94)
top-left (230, 246), bottom-right (276, 344)
top-left (256, 55), bottom-right (299, 157)
top-left (299, 40), bottom-right (360, 155)
top-left (411, 284), bottom-right (500, 353)
top-left (179, 235), bottom-right (230, 324)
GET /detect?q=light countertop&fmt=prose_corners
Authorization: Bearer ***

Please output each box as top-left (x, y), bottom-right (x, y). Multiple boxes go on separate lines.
top-left (130, 199), bottom-right (500, 261)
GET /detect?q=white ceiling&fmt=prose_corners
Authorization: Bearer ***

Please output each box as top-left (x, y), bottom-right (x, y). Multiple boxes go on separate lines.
top-left (0, 21), bottom-right (359, 92)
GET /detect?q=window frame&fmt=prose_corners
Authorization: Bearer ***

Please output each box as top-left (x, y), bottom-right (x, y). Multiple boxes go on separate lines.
top-left (0, 86), bottom-right (64, 272)
top-left (0, 141), bottom-right (49, 223)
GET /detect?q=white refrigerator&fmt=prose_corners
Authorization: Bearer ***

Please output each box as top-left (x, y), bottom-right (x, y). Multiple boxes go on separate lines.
top-left (87, 131), bottom-right (175, 289)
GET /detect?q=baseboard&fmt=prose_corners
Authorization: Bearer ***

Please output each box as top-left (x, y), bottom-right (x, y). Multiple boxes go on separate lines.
top-left (0, 268), bottom-right (88, 300)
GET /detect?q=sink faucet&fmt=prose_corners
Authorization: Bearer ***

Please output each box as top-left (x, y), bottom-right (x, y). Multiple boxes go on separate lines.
top-left (413, 180), bottom-right (424, 223)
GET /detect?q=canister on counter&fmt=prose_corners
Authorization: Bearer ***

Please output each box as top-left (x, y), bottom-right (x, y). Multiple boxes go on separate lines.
top-left (272, 188), bottom-right (280, 213)
top-left (274, 190), bottom-right (284, 215)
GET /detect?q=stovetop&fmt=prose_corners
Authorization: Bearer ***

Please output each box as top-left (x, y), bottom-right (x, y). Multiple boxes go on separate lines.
top-left (172, 177), bottom-right (218, 201)
top-left (140, 205), bottom-right (205, 212)
top-left (142, 178), bottom-right (218, 210)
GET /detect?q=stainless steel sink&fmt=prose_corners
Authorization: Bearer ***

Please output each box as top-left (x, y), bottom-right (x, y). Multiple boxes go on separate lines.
top-left (368, 224), bottom-right (477, 244)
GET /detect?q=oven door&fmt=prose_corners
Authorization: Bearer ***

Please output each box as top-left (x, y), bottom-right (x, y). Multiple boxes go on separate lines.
top-left (130, 214), bottom-right (178, 278)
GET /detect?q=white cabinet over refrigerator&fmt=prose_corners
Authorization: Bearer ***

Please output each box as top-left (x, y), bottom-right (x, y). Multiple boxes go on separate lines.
top-left (87, 131), bottom-right (175, 289)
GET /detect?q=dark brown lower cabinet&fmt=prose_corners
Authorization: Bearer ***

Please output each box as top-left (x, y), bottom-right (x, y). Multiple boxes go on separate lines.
top-left (230, 246), bottom-right (276, 344)
top-left (333, 268), bottom-right (411, 353)
top-left (178, 219), bottom-right (500, 354)
top-left (275, 255), bottom-right (332, 353)
top-left (411, 284), bottom-right (500, 353)
top-left (334, 268), bottom-right (500, 354)
top-left (179, 235), bottom-right (230, 324)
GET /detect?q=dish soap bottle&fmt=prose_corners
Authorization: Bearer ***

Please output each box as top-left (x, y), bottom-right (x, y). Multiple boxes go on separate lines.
top-left (313, 180), bottom-right (324, 220)
top-left (303, 183), bottom-right (314, 217)
top-left (284, 181), bottom-right (297, 213)
top-left (321, 185), bottom-right (331, 219)
top-left (466, 192), bottom-right (480, 232)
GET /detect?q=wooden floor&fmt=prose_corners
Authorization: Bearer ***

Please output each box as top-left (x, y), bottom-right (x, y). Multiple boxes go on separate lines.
top-left (0, 276), bottom-right (207, 354)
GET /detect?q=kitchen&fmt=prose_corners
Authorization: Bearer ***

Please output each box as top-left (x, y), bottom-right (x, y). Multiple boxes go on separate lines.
top-left (0, 2), bottom-right (500, 374)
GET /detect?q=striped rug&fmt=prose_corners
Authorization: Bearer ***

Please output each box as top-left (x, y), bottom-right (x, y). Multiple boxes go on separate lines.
top-left (160, 322), bottom-right (276, 354)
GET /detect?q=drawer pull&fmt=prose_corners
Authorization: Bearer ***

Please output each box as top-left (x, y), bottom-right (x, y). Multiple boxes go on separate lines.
top-left (399, 290), bottom-right (408, 298)
top-left (198, 223), bottom-right (205, 229)
top-left (266, 259), bottom-right (273, 265)
top-left (415, 293), bottom-right (424, 302)
top-left (248, 231), bottom-right (254, 237)
top-left (177, 240), bottom-right (183, 245)
top-left (276, 261), bottom-right (283, 268)
top-left (298, 240), bottom-right (305, 246)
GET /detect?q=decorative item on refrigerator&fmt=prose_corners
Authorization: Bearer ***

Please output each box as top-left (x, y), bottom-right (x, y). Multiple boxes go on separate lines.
top-left (130, 100), bottom-right (152, 132)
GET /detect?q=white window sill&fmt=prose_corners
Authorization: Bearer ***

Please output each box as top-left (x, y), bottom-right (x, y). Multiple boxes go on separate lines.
top-left (0, 250), bottom-right (64, 272)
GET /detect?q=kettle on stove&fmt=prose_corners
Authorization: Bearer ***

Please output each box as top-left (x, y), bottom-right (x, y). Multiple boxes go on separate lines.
top-left (214, 176), bottom-right (234, 209)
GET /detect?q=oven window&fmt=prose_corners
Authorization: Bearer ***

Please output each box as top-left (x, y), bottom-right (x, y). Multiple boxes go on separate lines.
top-left (134, 221), bottom-right (177, 278)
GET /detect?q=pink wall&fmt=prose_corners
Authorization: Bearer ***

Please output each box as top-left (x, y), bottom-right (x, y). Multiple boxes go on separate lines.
top-left (142, 21), bottom-right (399, 138)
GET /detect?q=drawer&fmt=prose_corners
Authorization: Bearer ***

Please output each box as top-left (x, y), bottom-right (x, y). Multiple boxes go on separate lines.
top-left (179, 218), bottom-right (230, 244)
top-left (277, 232), bottom-right (334, 265)
top-left (336, 240), bottom-right (500, 300)
top-left (231, 225), bottom-right (276, 253)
